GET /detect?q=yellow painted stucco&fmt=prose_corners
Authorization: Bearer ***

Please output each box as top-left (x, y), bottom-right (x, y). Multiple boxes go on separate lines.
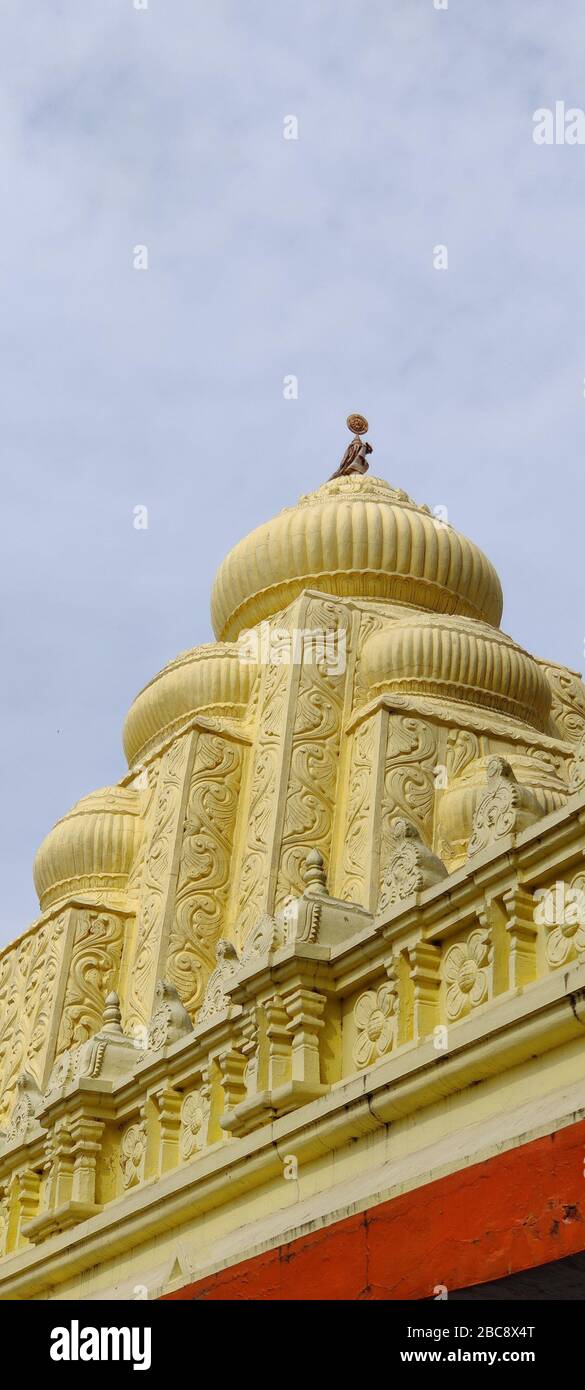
top-left (2, 469), bottom-right (585, 1299)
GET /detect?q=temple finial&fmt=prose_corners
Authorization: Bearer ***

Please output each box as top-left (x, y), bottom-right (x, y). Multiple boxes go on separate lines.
top-left (303, 848), bottom-right (328, 895)
top-left (329, 414), bottom-right (373, 481)
top-left (102, 991), bottom-right (123, 1035)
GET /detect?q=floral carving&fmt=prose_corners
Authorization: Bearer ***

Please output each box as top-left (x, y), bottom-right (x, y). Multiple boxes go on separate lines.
top-left (377, 818), bottom-right (447, 914)
top-left (444, 930), bottom-right (490, 1021)
top-left (120, 1120), bottom-right (146, 1189)
top-left (180, 1087), bottom-right (210, 1160)
top-left (353, 984), bottom-right (396, 1068)
top-left (5, 1073), bottom-right (42, 1146)
top-left (148, 980), bottom-right (192, 1051)
top-left (545, 873), bottom-right (585, 967)
top-left (197, 939), bottom-right (239, 1024)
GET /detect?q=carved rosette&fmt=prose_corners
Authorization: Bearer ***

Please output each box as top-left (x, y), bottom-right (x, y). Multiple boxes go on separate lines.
top-left (443, 930), bottom-right (491, 1021)
top-left (180, 1086), bottom-right (210, 1160)
top-left (545, 873), bottom-right (585, 967)
top-left (353, 983), bottom-right (396, 1068)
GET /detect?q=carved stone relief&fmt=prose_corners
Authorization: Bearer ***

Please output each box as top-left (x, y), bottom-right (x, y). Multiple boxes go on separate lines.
top-left (168, 732), bottom-right (243, 1019)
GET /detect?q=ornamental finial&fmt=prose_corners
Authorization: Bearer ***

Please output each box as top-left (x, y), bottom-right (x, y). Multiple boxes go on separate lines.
top-left (329, 414), bottom-right (373, 481)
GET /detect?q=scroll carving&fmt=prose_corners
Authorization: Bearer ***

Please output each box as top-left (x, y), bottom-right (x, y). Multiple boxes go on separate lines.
top-left (126, 735), bottom-right (193, 1031)
top-left (56, 911), bottom-right (125, 1056)
top-left (0, 914), bottom-right (66, 1126)
top-left (468, 758), bottom-right (541, 857)
top-left (380, 716), bottom-right (438, 884)
top-left (275, 600), bottom-right (347, 907)
top-left (340, 718), bottom-right (377, 903)
top-left (236, 653), bottom-right (291, 943)
top-left (568, 732), bottom-right (585, 794)
top-left (541, 663), bottom-right (585, 744)
top-left (168, 733), bottom-right (243, 1019)
top-left (377, 818), bottom-right (447, 914)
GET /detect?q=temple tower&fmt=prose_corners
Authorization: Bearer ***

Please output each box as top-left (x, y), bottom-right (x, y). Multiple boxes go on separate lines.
top-left (2, 449), bottom-right (585, 1299)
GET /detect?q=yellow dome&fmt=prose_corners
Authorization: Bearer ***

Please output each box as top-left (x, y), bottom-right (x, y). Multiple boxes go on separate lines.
top-left (362, 612), bottom-right (551, 730)
top-left (123, 641), bottom-right (257, 768)
top-left (33, 787), bottom-right (144, 912)
top-left (210, 474), bottom-right (504, 640)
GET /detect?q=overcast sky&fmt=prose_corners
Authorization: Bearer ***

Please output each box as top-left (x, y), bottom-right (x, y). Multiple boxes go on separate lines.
top-left (1, 0), bottom-right (584, 945)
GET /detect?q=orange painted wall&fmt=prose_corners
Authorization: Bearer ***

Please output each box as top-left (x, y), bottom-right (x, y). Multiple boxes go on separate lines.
top-left (165, 1117), bottom-right (585, 1300)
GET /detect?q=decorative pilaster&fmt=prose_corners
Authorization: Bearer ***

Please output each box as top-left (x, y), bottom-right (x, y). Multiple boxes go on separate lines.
top-left (283, 988), bottom-right (326, 1088)
top-left (152, 1083), bottom-right (182, 1174)
top-left (12, 1168), bottom-right (41, 1246)
top-left (168, 730), bottom-right (245, 1020)
top-left (124, 734), bottom-right (196, 1033)
top-left (70, 1116), bottom-right (105, 1207)
top-left (265, 995), bottom-right (291, 1090)
top-left (55, 910), bottom-right (126, 1057)
top-left (44, 1119), bottom-right (75, 1211)
top-left (380, 716), bottom-right (438, 886)
top-left (0, 909), bottom-right (70, 1124)
top-left (501, 888), bottom-right (538, 989)
top-left (338, 709), bottom-right (387, 908)
top-left (407, 941), bottom-right (441, 1040)
top-left (235, 596), bottom-right (348, 944)
top-left (218, 1048), bottom-right (247, 1112)
top-left (240, 1009), bottom-right (261, 1097)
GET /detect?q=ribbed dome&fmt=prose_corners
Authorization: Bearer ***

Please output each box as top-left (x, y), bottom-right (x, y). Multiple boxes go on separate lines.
top-left (33, 787), bottom-right (144, 912)
top-left (362, 612), bottom-right (551, 730)
top-left (211, 475), bottom-right (504, 640)
top-left (123, 642), bottom-right (257, 768)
